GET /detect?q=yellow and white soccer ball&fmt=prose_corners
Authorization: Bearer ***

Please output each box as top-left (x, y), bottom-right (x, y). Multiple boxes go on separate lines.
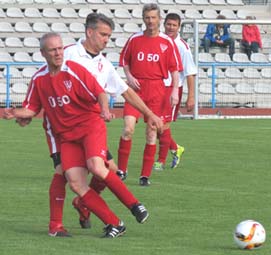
top-left (233, 220), bottom-right (266, 250)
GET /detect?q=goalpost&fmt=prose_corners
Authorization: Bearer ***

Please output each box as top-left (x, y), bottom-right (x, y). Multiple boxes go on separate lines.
top-left (187, 19), bottom-right (271, 119)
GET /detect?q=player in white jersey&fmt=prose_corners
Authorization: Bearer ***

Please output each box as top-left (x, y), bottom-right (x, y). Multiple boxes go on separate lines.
top-left (153, 13), bottom-right (197, 171)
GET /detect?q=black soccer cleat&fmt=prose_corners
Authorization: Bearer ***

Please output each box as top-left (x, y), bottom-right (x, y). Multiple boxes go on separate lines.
top-left (131, 203), bottom-right (149, 224)
top-left (139, 177), bottom-right (150, 186)
top-left (103, 221), bottom-right (126, 238)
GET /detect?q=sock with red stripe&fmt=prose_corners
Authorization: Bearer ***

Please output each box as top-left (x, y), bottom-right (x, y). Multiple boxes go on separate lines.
top-left (49, 173), bottom-right (67, 230)
top-left (104, 170), bottom-right (138, 209)
top-left (81, 188), bottom-right (119, 226)
top-left (140, 144), bottom-right (156, 178)
top-left (118, 137), bottom-right (132, 173)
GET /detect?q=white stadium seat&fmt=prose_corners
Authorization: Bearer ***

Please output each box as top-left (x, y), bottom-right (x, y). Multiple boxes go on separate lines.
top-left (175, 0), bottom-right (192, 3)
top-left (214, 53), bottom-right (232, 63)
top-left (217, 83), bottom-right (235, 94)
top-left (106, 52), bottom-right (120, 63)
top-left (225, 67), bottom-right (243, 79)
top-left (232, 53), bottom-right (250, 63)
top-left (78, 9), bottom-right (93, 18)
top-left (97, 8), bottom-right (114, 18)
top-left (250, 53), bottom-right (268, 63)
top-left (235, 83), bottom-right (254, 94)
top-left (12, 83), bottom-right (28, 94)
top-left (114, 9), bottom-right (131, 19)
top-left (185, 9), bottom-right (202, 19)
top-left (15, 22), bottom-right (33, 33)
top-left (0, 8), bottom-right (5, 18)
top-left (0, 22), bottom-right (14, 32)
top-left (32, 51), bottom-right (45, 62)
top-left (202, 9), bottom-right (218, 19)
top-left (199, 53), bottom-right (214, 62)
top-left (23, 37), bottom-right (40, 48)
top-left (227, 0), bottom-right (244, 5)
top-left (17, 0), bottom-right (34, 3)
top-left (220, 9), bottom-right (236, 19)
top-left (254, 83), bottom-right (271, 94)
top-left (43, 8), bottom-right (60, 18)
top-left (131, 8), bottom-right (142, 19)
top-left (209, 0), bottom-right (226, 5)
top-left (158, 0), bottom-right (175, 4)
top-left (24, 8), bottom-right (42, 18)
top-left (6, 7), bottom-right (24, 18)
top-left (60, 8), bottom-right (78, 18)
top-left (69, 22), bottom-right (85, 33)
top-left (261, 68), bottom-right (271, 78)
top-left (123, 23), bottom-right (141, 33)
top-left (105, 0), bottom-right (122, 3)
top-left (243, 67), bottom-right (261, 79)
top-left (33, 22), bottom-right (50, 33)
top-left (51, 22), bottom-right (69, 33)
top-left (5, 37), bottom-right (23, 48)
top-left (0, 52), bottom-right (13, 62)
top-left (192, 0), bottom-right (209, 5)
top-left (115, 37), bottom-right (128, 48)
top-left (22, 67), bottom-right (39, 78)
top-left (13, 52), bottom-right (32, 62)
top-left (3, 67), bottom-right (22, 78)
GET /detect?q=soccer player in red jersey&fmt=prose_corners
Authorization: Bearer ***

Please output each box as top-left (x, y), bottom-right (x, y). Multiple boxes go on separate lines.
top-left (153, 13), bottom-right (197, 171)
top-left (3, 32), bottom-right (151, 238)
top-left (16, 13), bottom-right (163, 237)
top-left (117, 3), bottom-right (183, 186)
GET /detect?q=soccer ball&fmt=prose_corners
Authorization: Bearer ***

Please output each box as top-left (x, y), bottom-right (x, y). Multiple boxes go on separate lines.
top-left (233, 220), bottom-right (266, 250)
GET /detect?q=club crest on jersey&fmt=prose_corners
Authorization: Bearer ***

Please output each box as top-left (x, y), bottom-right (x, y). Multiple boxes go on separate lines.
top-left (160, 43), bottom-right (168, 53)
top-left (98, 61), bottom-right (103, 72)
top-left (63, 80), bottom-right (72, 91)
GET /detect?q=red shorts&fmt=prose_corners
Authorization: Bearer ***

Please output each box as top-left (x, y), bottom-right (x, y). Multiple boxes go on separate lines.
top-left (161, 86), bottom-right (183, 122)
top-left (60, 121), bottom-right (108, 171)
top-left (123, 79), bottom-right (165, 122)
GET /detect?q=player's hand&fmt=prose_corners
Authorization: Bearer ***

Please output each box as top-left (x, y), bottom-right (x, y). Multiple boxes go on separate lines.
top-left (186, 96), bottom-right (195, 112)
top-left (170, 87), bottom-right (179, 107)
top-left (100, 110), bottom-right (115, 122)
top-left (16, 117), bottom-right (32, 127)
top-left (127, 74), bottom-right (141, 91)
top-left (2, 108), bottom-right (15, 120)
top-left (147, 113), bottom-right (164, 134)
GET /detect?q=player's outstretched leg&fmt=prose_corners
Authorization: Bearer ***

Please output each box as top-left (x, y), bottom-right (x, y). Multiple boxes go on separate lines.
top-left (171, 144), bottom-right (185, 169)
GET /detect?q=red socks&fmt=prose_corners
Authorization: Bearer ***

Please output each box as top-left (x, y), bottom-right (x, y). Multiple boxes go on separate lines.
top-left (81, 189), bottom-right (119, 226)
top-left (170, 137), bottom-right (178, 152)
top-left (140, 144), bottom-right (156, 178)
top-left (157, 128), bottom-right (171, 164)
top-left (104, 170), bottom-right (138, 209)
top-left (49, 173), bottom-right (67, 230)
top-left (89, 176), bottom-right (106, 194)
top-left (118, 137), bottom-right (132, 173)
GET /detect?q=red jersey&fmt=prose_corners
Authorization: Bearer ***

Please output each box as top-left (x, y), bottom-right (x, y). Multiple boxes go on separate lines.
top-left (23, 60), bottom-right (105, 141)
top-left (120, 31), bottom-right (183, 80)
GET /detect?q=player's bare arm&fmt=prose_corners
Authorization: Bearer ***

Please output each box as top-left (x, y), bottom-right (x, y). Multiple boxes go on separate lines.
top-left (16, 117), bottom-right (33, 127)
top-left (123, 65), bottom-right (141, 91)
top-left (98, 92), bottom-right (114, 122)
top-left (170, 70), bottom-right (180, 106)
top-left (3, 108), bottom-right (36, 120)
top-left (185, 75), bottom-right (195, 112)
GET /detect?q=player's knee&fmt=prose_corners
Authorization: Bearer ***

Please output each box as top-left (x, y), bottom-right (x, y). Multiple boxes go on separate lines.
top-left (122, 125), bottom-right (135, 139)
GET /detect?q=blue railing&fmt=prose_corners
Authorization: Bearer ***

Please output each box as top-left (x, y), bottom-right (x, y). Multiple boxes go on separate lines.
top-left (198, 62), bottom-right (271, 108)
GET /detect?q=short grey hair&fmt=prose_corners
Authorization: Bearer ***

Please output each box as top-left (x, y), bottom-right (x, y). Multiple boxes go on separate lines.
top-left (85, 12), bottom-right (115, 31)
top-left (142, 3), bottom-right (161, 18)
top-left (40, 32), bottom-right (62, 49)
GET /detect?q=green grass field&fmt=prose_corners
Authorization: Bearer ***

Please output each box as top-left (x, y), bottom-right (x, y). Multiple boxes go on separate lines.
top-left (0, 118), bottom-right (270, 255)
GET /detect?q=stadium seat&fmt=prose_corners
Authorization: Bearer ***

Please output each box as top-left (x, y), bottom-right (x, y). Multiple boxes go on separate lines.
top-left (157, 0), bottom-right (175, 4)
top-left (214, 53), bottom-right (232, 63)
top-left (235, 83), bottom-right (254, 94)
top-left (198, 68), bottom-right (208, 79)
top-left (131, 8), bottom-right (142, 19)
top-left (114, 9), bottom-right (131, 19)
top-left (220, 9), bottom-right (236, 19)
top-left (0, 8), bottom-right (5, 18)
top-left (199, 53), bottom-right (214, 62)
top-left (32, 51), bottom-right (45, 62)
top-left (23, 37), bottom-right (40, 48)
top-left (0, 22), bottom-right (14, 32)
top-left (209, 0), bottom-right (226, 5)
top-left (105, 0), bottom-right (122, 3)
top-left (78, 8), bottom-right (93, 18)
top-left (97, 8), bottom-right (114, 18)
top-left (202, 9), bottom-right (218, 19)
top-left (51, 22), bottom-right (69, 33)
top-left (227, 0), bottom-right (244, 5)
top-left (254, 83), bottom-right (271, 94)
top-left (225, 67), bottom-right (243, 78)
top-left (115, 37), bottom-right (128, 48)
top-left (3, 67), bottom-right (22, 78)
top-left (0, 38), bottom-right (4, 48)
top-left (113, 23), bottom-right (124, 33)
top-left (5, 37), bottom-right (23, 48)
top-left (232, 53), bottom-right (250, 63)
top-left (243, 67), bottom-right (261, 79)
top-left (11, 82), bottom-right (28, 94)
top-left (199, 83), bottom-right (213, 94)
top-left (250, 53), bottom-right (268, 63)
top-left (86, 0), bottom-right (104, 3)
top-left (192, 0), bottom-right (209, 5)
top-left (34, 0), bottom-right (52, 3)
top-left (69, 22), bottom-right (85, 33)
top-left (53, 0), bottom-right (70, 3)
top-left (13, 52), bottom-right (32, 62)
top-left (0, 52), bottom-right (13, 62)
top-left (123, 23), bottom-right (141, 33)
top-left (106, 52), bottom-right (120, 63)
top-left (237, 10), bottom-right (250, 19)
top-left (207, 68), bottom-right (225, 78)
top-left (22, 67), bottom-right (39, 78)
top-left (261, 67), bottom-right (271, 78)
top-left (17, 0), bottom-right (34, 3)
top-left (43, 8), bottom-right (60, 18)
top-left (175, 0), bottom-right (192, 3)
top-left (6, 7), bottom-right (24, 18)
top-left (230, 24), bottom-right (242, 34)
top-left (24, 8), bottom-right (42, 18)
top-left (15, 22), bottom-right (33, 33)
top-left (33, 22), bottom-right (50, 33)
top-left (185, 9), bottom-right (202, 19)
top-left (0, 82), bottom-right (9, 94)
top-left (60, 8), bottom-right (78, 18)
top-left (62, 37), bottom-right (76, 46)
top-left (217, 83), bottom-right (235, 94)
top-left (123, 0), bottom-right (140, 3)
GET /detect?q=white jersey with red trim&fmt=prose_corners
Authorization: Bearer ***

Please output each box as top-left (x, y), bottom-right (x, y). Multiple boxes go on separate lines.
top-left (24, 60), bottom-right (105, 137)
top-left (164, 35), bottom-right (197, 87)
top-left (64, 38), bottom-right (128, 97)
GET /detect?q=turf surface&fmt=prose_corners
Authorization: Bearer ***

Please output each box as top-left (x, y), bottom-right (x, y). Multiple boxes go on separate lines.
top-left (0, 118), bottom-right (270, 255)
